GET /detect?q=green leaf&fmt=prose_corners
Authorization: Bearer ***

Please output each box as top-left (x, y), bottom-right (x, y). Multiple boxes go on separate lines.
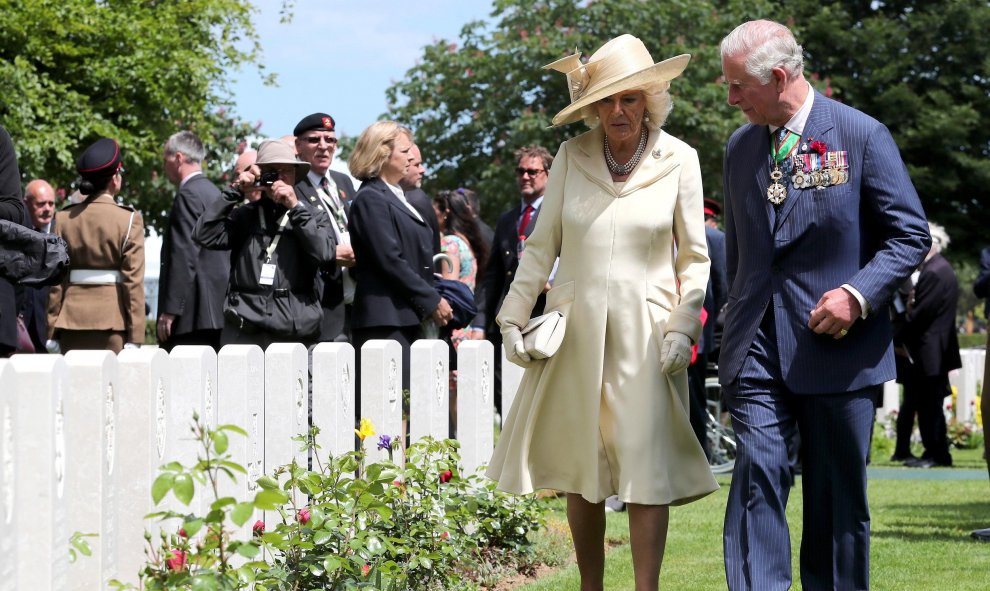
top-left (151, 473), bottom-right (175, 505)
top-left (236, 542), bottom-right (260, 558)
top-left (252, 489), bottom-right (288, 510)
top-left (182, 518), bottom-right (204, 537)
top-left (217, 424), bottom-right (248, 437)
top-left (230, 502), bottom-right (254, 527)
top-left (312, 529), bottom-right (334, 545)
top-left (255, 475), bottom-right (279, 490)
top-left (173, 473), bottom-right (195, 505)
top-left (212, 430), bottom-right (228, 455)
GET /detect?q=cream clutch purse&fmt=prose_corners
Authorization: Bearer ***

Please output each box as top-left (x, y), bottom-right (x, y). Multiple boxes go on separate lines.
top-left (520, 311), bottom-right (566, 359)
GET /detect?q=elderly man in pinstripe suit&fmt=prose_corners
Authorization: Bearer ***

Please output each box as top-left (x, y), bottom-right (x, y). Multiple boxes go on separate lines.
top-left (718, 20), bottom-right (930, 591)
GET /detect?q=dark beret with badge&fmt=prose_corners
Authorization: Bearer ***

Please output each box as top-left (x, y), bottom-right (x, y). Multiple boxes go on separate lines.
top-left (293, 113), bottom-right (336, 136)
top-left (703, 197), bottom-right (722, 219)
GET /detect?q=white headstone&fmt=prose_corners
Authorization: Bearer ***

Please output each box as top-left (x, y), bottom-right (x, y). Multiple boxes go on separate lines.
top-left (879, 380), bottom-right (900, 420)
top-left (265, 343), bottom-right (309, 474)
top-left (360, 340), bottom-right (403, 462)
top-left (311, 343), bottom-right (356, 459)
top-left (955, 348), bottom-right (984, 423)
top-left (8, 354), bottom-right (69, 591)
top-left (0, 360), bottom-right (15, 591)
top-left (116, 347), bottom-right (172, 584)
top-left (410, 340), bottom-right (449, 442)
top-left (457, 341), bottom-right (495, 475)
top-left (168, 345), bottom-right (219, 517)
top-left (217, 345), bottom-right (265, 528)
top-left (501, 344), bottom-right (524, 424)
top-left (62, 350), bottom-right (119, 590)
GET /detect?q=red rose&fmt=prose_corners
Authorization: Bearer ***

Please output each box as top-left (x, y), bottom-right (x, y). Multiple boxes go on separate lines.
top-left (439, 470), bottom-right (453, 484)
top-left (441, 531), bottom-right (449, 540)
top-left (252, 520), bottom-right (265, 536)
top-left (361, 564), bottom-right (371, 577)
top-left (297, 508), bottom-right (311, 525)
top-left (166, 549), bottom-right (187, 572)
top-left (178, 528), bottom-right (188, 538)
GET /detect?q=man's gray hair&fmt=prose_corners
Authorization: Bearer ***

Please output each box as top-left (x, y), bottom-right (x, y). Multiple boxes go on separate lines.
top-left (929, 222), bottom-right (950, 252)
top-left (720, 20), bottom-right (804, 85)
top-left (165, 130), bottom-right (206, 164)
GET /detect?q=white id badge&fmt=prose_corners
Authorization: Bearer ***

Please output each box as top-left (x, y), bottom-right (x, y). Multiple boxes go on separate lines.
top-left (260, 263), bottom-right (277, 286)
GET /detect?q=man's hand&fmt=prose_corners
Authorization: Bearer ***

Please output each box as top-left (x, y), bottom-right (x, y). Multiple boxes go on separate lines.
top-left (432, 297), bottom-right (453, 327)
top-left (269, 180), bottom-right (298, 208)
top-left (157, 313), bottom-right (176, 342)
top-left (808, 287), bottom-right (861, 339)
top-left (336, 244), bottom-right (356, 268)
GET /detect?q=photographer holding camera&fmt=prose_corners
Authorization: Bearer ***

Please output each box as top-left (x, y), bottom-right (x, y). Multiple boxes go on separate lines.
top-left (194, 140), bottom-right (336, 348)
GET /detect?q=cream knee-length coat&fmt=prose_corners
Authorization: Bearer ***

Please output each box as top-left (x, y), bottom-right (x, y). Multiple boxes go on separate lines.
top-left (487, 126), bottom-right (718, 506)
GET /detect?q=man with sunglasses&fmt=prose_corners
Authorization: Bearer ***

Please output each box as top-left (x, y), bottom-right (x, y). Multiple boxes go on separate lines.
top-left (293, 113), bottom-right (358, 343)
top-left (479, 144), bottom-right (553, 415)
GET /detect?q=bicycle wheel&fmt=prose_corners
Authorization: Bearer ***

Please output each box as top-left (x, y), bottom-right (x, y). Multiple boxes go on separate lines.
top-left (705, 376), bottom-right (736, 474)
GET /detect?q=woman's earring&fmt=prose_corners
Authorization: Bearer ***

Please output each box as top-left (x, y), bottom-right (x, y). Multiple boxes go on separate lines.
top-left (644, 111), bottom-right (651, 123)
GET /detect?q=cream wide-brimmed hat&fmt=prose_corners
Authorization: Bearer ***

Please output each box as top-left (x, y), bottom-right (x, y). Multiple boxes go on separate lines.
top-left (545, 34), bottom-right (690, 127)
top-left (256, 139), bottom-right (310, 178)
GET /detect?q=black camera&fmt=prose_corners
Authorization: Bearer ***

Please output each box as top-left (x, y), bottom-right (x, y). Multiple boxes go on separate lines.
top-left (255, 170), bottom-right (279, 188)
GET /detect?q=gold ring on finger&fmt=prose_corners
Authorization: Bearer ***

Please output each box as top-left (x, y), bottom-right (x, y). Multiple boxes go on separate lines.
top-left (839, 328), bottom-right (848, 337)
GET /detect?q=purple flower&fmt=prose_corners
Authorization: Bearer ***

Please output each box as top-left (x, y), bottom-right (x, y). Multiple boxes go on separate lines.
top-left (377, 434), bottom-right (392, 451)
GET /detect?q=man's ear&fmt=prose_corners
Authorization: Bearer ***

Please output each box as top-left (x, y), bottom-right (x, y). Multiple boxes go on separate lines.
top-left (771, 67), bottom-right (789, 93)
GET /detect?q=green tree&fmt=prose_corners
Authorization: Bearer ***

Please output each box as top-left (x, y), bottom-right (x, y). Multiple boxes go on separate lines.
top-left (387, 0), bottom-right (989, 250)
top-left (0, 0), bottom-right (271, 233)
top-left (792, 0), bottom-right (990, 263)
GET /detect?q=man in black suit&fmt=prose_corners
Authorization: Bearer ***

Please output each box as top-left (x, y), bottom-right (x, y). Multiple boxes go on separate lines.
top-left (399, 142), bottom-right (441, 255)
top-left (19, 179), bottom-right (58, 351)
top-left (157, 131), bottom-right (230, 351)
top-left (892, 222), bottom-right (960, 467)
top-left (293, 113), bottom-right (358, 343)
top-left (479, 145), bottom-right (553, 413)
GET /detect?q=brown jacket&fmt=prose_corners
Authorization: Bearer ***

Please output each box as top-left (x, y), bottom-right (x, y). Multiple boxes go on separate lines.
top-left (48, 193), bottom-right (145, 343)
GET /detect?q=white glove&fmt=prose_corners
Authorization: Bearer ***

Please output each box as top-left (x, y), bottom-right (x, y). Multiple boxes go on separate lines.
top-left (660, 331), bottom-right (692, 375)
top-left (502, 326), bottom-right (535, 368)
top-left (123, 342), bottom-right (140, 350)
top-left (45, 339), bottom-right (61, 354)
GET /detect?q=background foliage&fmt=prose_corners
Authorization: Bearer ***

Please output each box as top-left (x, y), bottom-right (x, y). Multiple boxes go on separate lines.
top-left (386, 0), bottom-right (990, 263)
top-left (0, 0), bottom-right (269, 233)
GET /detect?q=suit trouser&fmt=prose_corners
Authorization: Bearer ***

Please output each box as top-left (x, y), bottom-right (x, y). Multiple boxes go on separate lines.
top-left (723, 310), bottom-right (874, 591)
top-left (896, 368), bottom-right (952, 464)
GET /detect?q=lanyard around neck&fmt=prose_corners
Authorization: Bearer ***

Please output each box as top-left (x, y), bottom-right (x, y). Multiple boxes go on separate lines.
top-left (258, 207), bottom-right (290, 263)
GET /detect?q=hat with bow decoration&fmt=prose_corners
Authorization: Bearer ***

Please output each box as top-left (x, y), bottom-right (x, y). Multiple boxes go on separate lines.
top-left (545, 34), bottom-right (690, 127)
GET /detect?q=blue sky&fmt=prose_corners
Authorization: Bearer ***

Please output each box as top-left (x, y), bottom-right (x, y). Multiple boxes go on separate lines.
top-left (229, 0), bottom-right (494, 139)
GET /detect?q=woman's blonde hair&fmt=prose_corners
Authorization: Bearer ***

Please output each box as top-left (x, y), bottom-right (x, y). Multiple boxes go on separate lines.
top-left (348, 120), bottom-right (413, 181)
top-left (577, 81), bottom-right (673, 131)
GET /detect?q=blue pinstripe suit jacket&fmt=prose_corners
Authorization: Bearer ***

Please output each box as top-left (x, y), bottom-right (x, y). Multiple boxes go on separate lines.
top-left (719, 92), bottom-right (931, 394)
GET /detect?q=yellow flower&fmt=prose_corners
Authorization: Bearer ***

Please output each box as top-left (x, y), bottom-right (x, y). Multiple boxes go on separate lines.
top-left (355, 418), bottom-right (376, 442)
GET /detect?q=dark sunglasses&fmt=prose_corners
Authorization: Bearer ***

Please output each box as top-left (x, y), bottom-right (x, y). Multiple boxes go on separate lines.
top-left (303, 135), bottom-right (338, 146)
top-left (516, 167), bottom-right (544, 177)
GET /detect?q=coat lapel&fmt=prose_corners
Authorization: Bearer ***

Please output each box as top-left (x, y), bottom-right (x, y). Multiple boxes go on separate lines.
top-left (372, 178), bottom-right (425, 226)
top-left (569, 126), bottom-right (681, 196)
top-left (775, 92), bottom-right (835, 230)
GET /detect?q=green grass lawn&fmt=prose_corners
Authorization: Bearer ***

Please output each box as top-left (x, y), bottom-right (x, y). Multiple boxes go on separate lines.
top-left (515, 447), bottom-right (990, 590)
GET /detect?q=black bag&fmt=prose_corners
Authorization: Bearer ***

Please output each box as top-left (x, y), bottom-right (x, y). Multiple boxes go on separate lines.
top-left (0, 219), bottom-right (70, 287)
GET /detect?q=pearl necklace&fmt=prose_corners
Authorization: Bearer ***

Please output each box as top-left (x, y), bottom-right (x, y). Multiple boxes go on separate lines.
top-left (604, 126), bottom-right (648, 176)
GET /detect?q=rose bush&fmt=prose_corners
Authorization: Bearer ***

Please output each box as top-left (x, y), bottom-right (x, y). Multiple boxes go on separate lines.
top-left (111, 416), bottom-right (547, 590)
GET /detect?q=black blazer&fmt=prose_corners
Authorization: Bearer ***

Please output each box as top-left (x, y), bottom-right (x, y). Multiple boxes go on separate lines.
top-left (404, 187), bottom-right (441, 255)
top-left (0, 126), bottom-right (24, 352)
top-left (158, 174), bottom-right (230, 336)
top-left (348, 178), bottom-right (440, 329)
top-left (898, 252), bottom-right (962, 377)
top-left (479, 202), bottom-right (544, 340)
top-left (295, 172), bottom-right (353, 341)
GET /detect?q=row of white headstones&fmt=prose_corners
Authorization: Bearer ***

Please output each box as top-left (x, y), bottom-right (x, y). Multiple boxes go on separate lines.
top-left (0, 339), bottom-right (525, 591)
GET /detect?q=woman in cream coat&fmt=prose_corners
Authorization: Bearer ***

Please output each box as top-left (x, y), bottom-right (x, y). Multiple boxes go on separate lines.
top-left (486, 35), bottom-right (717, 590)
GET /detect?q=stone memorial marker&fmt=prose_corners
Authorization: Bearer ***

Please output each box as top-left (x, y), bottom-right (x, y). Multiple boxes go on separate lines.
top-left (311, 343), bottom-right (356, 459)
top-left (410, 340), bottom-right (449, 441)
top-left (265, 343), bottom-right (309, 474)
top-left (217, 345), bottom-right (265, 525)
top-left (456, 341), bottom-right (495, 476)
top-left (360, 340), bottom-right (403, 463)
